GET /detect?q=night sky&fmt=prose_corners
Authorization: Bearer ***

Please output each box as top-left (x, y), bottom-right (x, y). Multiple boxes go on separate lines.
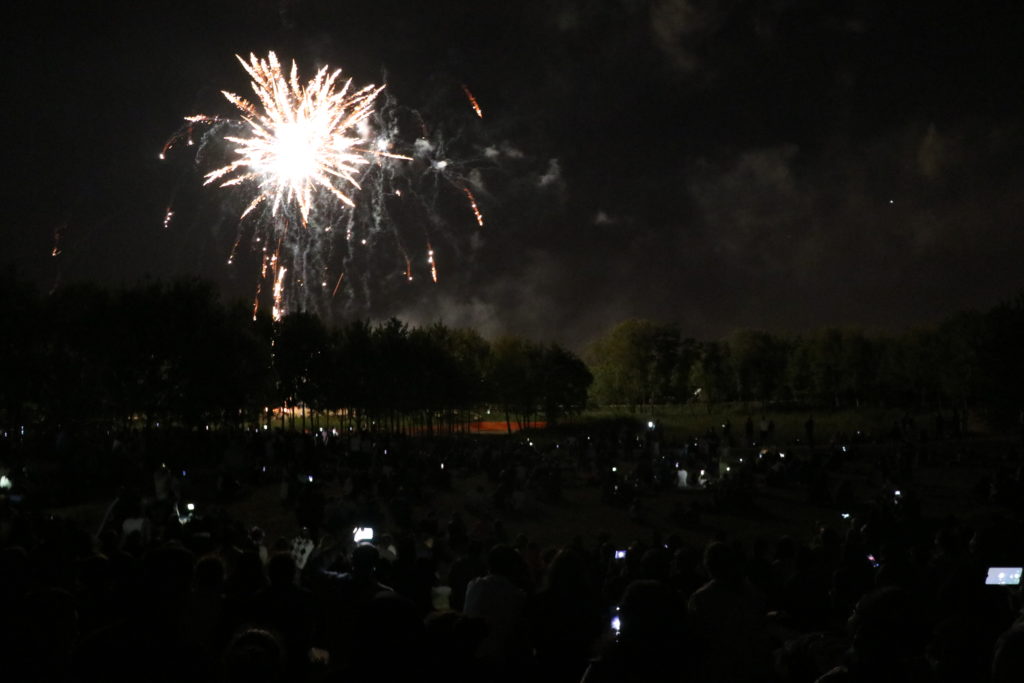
top-left (6, 0), bottom-right (1024, 349)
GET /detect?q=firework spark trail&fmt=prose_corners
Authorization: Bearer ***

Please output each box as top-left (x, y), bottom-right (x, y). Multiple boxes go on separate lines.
top-left (252, 280), bottom-right (262, 320)
top-left (51, 223), bottom-right (63, 257)
top-left (272, 266), bottom-right (287, 321)
top-left (228, 231), bottom-right (243, 265)
top-left (162, 208), bottom-right (174, 229)
top-left (461, 84), bottom-right (484, 118)
top-left (427, 245), bottom-right (438, 283)
top-left (331, 271), bottom-right (345, 297)
top-left (462, 187), bottom-right (485, 227)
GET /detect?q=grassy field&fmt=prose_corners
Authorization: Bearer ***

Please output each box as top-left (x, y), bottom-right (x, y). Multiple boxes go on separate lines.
top-left (577, 402), bottom-right (988, 444)
top-left (44, 402), bottom-right (1020, 570)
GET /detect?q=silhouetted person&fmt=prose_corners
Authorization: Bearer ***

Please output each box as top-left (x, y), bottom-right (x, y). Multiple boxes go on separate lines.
top-left (448, 540), bottom-right (486, 612)
top-left (688, 542), bottom-right (770, 682)
top-left (581, 579), bottom-right (692, 683)
top-left (311, 543), bottom-right (393, 672)
top-left (249, 552), bottom-right (316, 680)
top-left (222, 627), bottom-right (287, 683)
top-left (528, 548), bottom-right (604, 682)
top-left (464, 544), bottom-right (529, 677)
top-left (816, 587), bottom-right (929, 682)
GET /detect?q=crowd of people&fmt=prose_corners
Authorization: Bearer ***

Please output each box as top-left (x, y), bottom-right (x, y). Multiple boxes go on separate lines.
top-left (1, 421), bottom-right (1023, 682)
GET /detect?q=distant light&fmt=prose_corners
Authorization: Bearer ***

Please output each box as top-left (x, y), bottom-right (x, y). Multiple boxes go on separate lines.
top-left (186, 503), bottom-right (195, 511)
top-left (647, 420), bottom-right (655, 429)
top-left (308, 475), bottom-right (314, 483)
top-left (0, 475), bottom-right (11, 490)
top-left (889, 199), bottom-right (894, 204)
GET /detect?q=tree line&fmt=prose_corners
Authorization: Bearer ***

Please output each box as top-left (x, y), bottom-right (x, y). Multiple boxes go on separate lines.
top-left (586, 299), bottom-right (1024, 427)
top-left (0, 276), bottom-right (592, 434)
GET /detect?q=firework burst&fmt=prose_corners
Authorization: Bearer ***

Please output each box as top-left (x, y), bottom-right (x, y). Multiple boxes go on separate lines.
top-left (196, 52), bottom-right (399, 224)
top-left (163, 53), bottom-right (519, 320)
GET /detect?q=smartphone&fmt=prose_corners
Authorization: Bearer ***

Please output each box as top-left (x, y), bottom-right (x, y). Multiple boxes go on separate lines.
top-left (614, 549), bottom-right (627, 560)
top-left (353, 527), bottom-right (374, 542)
top-left (985, 567), bottom-right (1023, 586)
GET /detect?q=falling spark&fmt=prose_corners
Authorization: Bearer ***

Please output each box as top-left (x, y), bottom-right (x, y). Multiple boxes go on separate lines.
top-left (331, 271), bottom-right (345, 297)
top-left (252, 281), bottom-right (262, 320)
top-left (162, 208), bottom-right (174, 229)
top-left (199, 51), bottom-right (387, 224)
top-left (404, 255), bottom-right (413, 282)
top-left (51, 224), bottom-right (63, 257)
top-left (272, 266), bottom-right (287, 321)
top-left (427, 246), bottom-right (438, 283)
top-left (463, 187), bottom-right (484, 227)
top-left (228, 232), bottom-right (243, 264)
top-left (461, 84), bottom-right (484, 118)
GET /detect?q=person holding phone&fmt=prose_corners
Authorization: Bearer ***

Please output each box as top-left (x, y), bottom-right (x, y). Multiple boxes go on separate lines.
top-left (580, 580), bottom-right (691, 683)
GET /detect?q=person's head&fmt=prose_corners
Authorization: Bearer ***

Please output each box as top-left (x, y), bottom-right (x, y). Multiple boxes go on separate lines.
top-left (618, 579), bottom-right (681, 642)
top-left (486, 543), bottom-right (518, 577)
top-left (847, 586), bottom-right (915, 662)
top-left (640, 547), bottom-right (671, 582)
top-left (351, 543), bottom-right (379, 577)
top-left (703, 541), bottom-right (741, 583)
top-left (543, 547), bottom-right (589, 593)
top-left (266, 553), bottom-right (295, 587)
top-left (195, 554), bottom-right (225, 591)
top-left (222, 628), bottom-right (286, 683)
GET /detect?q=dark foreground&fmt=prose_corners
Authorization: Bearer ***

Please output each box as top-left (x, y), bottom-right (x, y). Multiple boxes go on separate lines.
top-left (1, 422), bottom-right (1023, 682)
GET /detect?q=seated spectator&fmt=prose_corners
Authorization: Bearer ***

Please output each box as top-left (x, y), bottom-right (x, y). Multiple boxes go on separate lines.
top-left (310, 542), bottom-right (393, 673)
top-left (222, 627), bottom-right (287, 683)
top-left (816, 587), bottom-right (930, 682)
top-left (464, 544), bottom-right (529, 676)
top-left (992, 622), bottom-right (1024, 683)
top-left (424, 611), bottom-right (489, 683)
top-left (529, 547), bottom-right (604, 682)
top-left (687, 541), bottom-right (771, 682)
top-left (249, 552), bottom-right (317, 680)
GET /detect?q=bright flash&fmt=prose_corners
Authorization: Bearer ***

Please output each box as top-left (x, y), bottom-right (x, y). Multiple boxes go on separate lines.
top-left (198, 52), bottom-right (386, 224)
